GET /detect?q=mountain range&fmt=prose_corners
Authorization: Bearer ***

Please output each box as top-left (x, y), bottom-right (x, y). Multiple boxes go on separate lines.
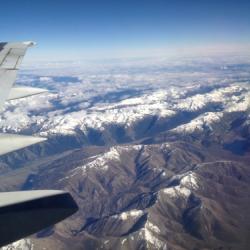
top-left (0, 56), bottom-right (249, 250)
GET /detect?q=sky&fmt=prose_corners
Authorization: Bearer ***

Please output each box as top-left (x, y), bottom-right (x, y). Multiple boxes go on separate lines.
top-left (1, 0), bottom-right (250, 60)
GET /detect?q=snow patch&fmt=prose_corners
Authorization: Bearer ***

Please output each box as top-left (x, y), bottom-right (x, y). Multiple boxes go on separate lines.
top-left (172, 112), bottom-right (223, 133)
top-left (163, 186), bottom-right (191, 198)
top-left (146, 221), bottom-right (161, 234)
top-left (181, 172), bottom-right (199, 189)
top-left (113, 209), bottom-right (144, 221)
top-left (80, 147), bottom-right (120, 172)
top-left (2, 239), bottom-right (33, 250)
top-left (141, 227), bottom-right (165, 249)
top-left (162, 172), bottom-right (199, 198)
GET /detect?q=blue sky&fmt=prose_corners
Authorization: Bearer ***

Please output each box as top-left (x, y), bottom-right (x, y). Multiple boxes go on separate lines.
top-left (1, 0), bottom-right (250, 60)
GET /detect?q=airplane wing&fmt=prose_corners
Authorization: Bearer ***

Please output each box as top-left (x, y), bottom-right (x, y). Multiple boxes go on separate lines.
top-left (0, 41), bottom-right (48, 154)
top-left (7, 86), bottom-right (48, 101)
top-left (0, 133), bottom-right (47, 155)
top-left (0, 42), bottom-right (41, 108)
top-left (0, 42), bottom-right (78, 247)
top-left (0, 190), bottom-right (78, 247)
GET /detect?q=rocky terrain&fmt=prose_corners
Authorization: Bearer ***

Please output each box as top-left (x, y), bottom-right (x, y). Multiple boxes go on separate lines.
top-left (0, 56), bottom-right (249, 249)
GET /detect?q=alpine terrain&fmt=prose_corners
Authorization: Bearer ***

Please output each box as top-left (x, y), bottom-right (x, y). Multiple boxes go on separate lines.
top-left (0, 56), bottom-right (249, 250)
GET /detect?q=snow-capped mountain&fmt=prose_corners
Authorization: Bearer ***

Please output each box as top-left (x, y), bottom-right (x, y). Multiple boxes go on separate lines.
top-left (0, 56), bottom-right (250, 250)
top-left (0, 56), bottom-right (249, 138)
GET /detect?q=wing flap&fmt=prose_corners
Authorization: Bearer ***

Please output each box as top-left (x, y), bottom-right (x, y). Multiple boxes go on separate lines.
top-left (7, 86), bottom-right (48, 101)
top-left (0, 133), bottom-right (46, 156)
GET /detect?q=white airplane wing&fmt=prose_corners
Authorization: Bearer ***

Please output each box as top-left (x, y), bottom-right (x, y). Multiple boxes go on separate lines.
top-left (7, 86), bottom-right (48, 101)
top-left (0, 41), bottom-right (47, 155)
top-left (0, 42), bottom-right (78, 247)
top-left (0, 133), bottom-right (46, 155)
top-left (0, 41), bottom-right (35, 107)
